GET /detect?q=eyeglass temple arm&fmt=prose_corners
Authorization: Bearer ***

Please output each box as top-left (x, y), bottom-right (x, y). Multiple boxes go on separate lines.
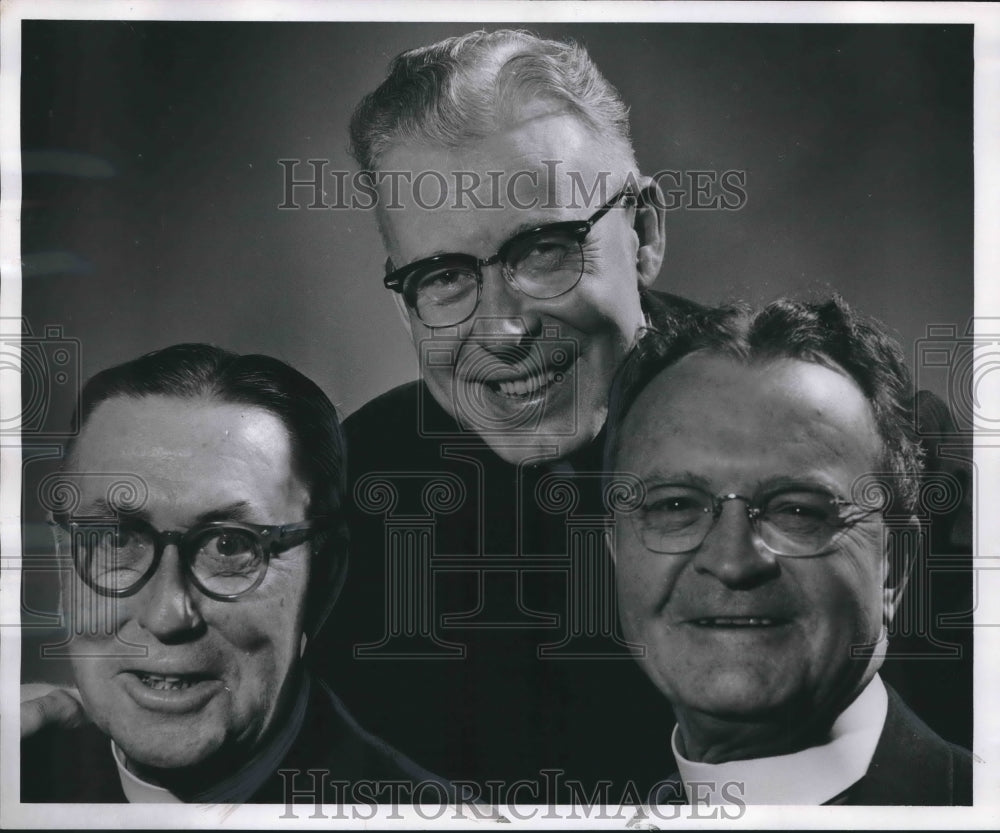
top-left (587, 185), bottom-right (640, 228)
top-left (269, 518), bottom-right (331, 552)
top-left (384, 257), bottom-right (403, 292)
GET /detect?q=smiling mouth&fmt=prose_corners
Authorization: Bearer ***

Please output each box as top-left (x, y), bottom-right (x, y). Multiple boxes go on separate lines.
top-left (484, 365), bottom-right (565, 399)
top-left (692, 617), bottom-right (789, 627)
top-left (134, 672), bottom-right (208, 691)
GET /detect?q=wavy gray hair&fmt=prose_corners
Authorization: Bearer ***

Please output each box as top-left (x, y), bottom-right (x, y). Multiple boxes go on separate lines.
top-left (350, 29), bottom-right (637, 173)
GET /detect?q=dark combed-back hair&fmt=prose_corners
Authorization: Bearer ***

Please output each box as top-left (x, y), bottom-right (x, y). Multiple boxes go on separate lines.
top-left (349, 29), bottom-right (636, 174)
top-left (605, 296), bottom-right (924, 516)
top-left (67, 343), bottom-right (347, 634)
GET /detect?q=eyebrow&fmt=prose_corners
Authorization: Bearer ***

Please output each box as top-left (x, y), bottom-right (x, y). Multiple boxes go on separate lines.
top-left (421, 217), bottom-right (566, 261)
top-left (639, 473), bottom-right (846, 496)
top-left (754, 476), bottom-right (846, 497)
top-left (638, 471), bottom-right (714, 491)
top-left (83, 497), bottom-right (129, 519)
top-left (85, 498), bottom-right (254, 525)
top-left (194, 502), bottom-right (254, 525)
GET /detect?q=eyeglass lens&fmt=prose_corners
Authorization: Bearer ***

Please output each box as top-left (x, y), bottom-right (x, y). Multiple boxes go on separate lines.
top-left (634, 487), bottom-right (853, 556)
top-left (74, 523), bottom-right (265, 596)
top-left (410, 229), bottom-right (586, 327)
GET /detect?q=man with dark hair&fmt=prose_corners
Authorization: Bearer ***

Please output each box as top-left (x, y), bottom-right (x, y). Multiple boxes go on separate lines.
top-left (21, 344), bottom-right (454, 804)
top-left (605, 298), bottom-right (972, 805)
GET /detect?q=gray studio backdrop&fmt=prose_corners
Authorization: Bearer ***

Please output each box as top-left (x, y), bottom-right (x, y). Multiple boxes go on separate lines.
top-left (20, 21), bottom-right (972, 682)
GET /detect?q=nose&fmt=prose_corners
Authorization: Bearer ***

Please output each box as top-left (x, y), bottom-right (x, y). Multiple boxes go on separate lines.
top-left (466, 262), bottom-right (543, 354)
top-left (135, 545), bottom-right (206, 643)
top-left (690, 502), bottom-right (780, 589)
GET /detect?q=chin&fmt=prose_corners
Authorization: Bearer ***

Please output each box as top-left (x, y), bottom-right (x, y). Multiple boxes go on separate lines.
top-left (482, 424), bottom-right (593, 465)
top-left (113, 731), bottom-right (222, 769)
top-left (683, 670), bottom-right (798, 720)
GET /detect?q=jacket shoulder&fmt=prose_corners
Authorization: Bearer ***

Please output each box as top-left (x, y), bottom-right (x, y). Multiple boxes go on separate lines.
top-left (257, 675), bottom-right (463, 804)
top-left (344, 381), bottom-right (422, 439)
top-left (846, 685), bottom-right (972, 805)
top-left (21, 724), bottom-right (124, 802)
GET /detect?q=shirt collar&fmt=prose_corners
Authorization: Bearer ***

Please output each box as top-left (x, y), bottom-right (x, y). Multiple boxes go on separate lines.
top-left (111, 672), bottom-right (311, 804)
top-left (672, 674), bottom-right (888, 805)
top-left (111, 740), bottom-right (182, 804)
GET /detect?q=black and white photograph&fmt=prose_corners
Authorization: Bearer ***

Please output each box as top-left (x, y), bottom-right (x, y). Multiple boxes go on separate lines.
top-left (2, 0), bottom-right (997, 827)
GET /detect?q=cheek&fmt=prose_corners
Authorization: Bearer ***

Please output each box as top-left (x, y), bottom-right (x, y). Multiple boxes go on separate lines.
top-left (803, 557), bottom-right (885, 652)
top-left (246, 567), bottom-right (309, 647)
top-left (410, 321), bottom-right (466, 388)
top-left (68, 654), bottom-right (108, 725)
top-left (65, 584), bottom-right (136, 695)
top-left (227, 592), bottom-right (305, 660)
top-left (615, 543), bottom-right (680, 631)
top-left (68, 639), bottom-right (127, 738)
top-left (216, 597), bottom-right (305, 728)
top-left (406, 312), bottom-right (431, 345)
top-left (64, 576), bottom-right (132, 633)
top-left (569, 280), bottom-right (641, 338)
top-left (564, 276), bottom-right (646, 363)
top-left (842, 544), bottom-right (888, 629)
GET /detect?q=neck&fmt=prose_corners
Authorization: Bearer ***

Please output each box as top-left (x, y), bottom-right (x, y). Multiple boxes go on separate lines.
top-left (126, 753), bottom-right (232, 800)
top-left (676, 712), bottom-right (828, 764)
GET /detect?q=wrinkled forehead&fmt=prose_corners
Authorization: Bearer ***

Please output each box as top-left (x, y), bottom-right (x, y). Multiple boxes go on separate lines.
top-left (374, 109), bottom-right (634, 258)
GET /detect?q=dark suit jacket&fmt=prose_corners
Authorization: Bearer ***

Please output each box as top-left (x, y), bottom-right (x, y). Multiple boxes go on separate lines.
top-left (831, 685), bottom-right (972, 805)
top-left (311, 288), bottom-right (973, 798)
top-left (649, 685), bottom-right (972, 807)
top-left (20, 673), bottom-right (454, 804)
top-left (310, 290), bottom-right (702, 800)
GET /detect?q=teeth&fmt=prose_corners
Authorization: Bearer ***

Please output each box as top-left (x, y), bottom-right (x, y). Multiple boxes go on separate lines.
top-left (696, 617), bottom-right (777, 627)
top-left (494, 367), bottom-right (560, 398)
top-left (138, 673), bottom-right (195, 691)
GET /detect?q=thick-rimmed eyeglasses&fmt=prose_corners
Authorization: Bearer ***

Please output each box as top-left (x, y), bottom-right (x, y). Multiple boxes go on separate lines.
top-left (628, 484), bottom-right (882, 557)
top-left (383, 185), bottom-right (636, 328)
top-left (52, 516), bottom-right (329, 601)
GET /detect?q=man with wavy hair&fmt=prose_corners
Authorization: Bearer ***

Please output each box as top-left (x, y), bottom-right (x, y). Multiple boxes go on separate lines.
top-left (313, 29), bottom-right (704, 800)
top-left (605, 298), bottom-right (972, 805)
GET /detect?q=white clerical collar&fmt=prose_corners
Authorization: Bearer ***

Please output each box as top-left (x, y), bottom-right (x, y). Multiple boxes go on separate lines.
top-left (671, 674), bottom-right (888, 805)
top-left (111, 740), bottom-right (183, 803)
top-left (109, 673), bottom-right (311, 804)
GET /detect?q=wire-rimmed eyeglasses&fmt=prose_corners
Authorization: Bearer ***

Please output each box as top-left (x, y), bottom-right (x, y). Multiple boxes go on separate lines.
top-left (627, 484), bottom-right (882, 557)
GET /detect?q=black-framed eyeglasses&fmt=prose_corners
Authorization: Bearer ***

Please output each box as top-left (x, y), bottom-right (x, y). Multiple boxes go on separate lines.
top-left (52, 516), bottom-right (329, 601)
top-left (628, 484), bottom-right (882, 557)
top-left (383, 185), bottom-right (636, 328)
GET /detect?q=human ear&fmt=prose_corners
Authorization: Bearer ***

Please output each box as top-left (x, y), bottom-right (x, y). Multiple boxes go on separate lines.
top-left (631, 175), bottom-right (667, 289)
